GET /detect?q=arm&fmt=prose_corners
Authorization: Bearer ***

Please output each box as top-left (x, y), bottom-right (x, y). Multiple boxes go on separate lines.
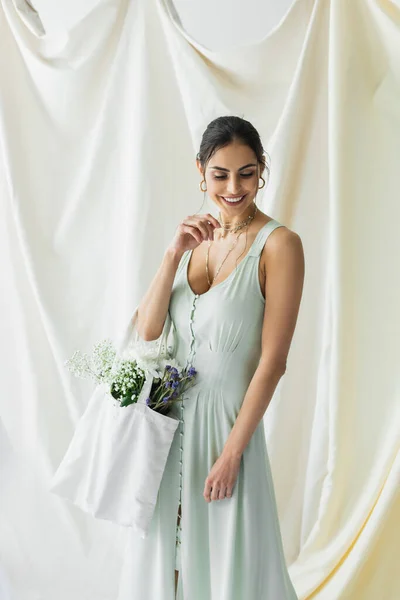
top-left (203, 228), bottom-right (305, 503)
top-left (136, 247), bottom-right (185, 341)
top-left (137, 213), bottom-right (220, 342)
top-left (223, 228), bottom-right (305, 457)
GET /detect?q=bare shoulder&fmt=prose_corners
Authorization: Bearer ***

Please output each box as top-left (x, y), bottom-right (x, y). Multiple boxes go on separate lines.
top-left (266, 223), bottom-right (303, 253)
top-left (260, 223), bottom-right (304, 274)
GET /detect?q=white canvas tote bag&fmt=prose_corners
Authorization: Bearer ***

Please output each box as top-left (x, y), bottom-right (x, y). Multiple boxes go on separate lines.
top-left (49, 307), bottom-right (180, 538)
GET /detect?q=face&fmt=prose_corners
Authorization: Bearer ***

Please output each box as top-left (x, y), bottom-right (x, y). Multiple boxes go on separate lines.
top-left (196, 140), bottom-right (264, 217)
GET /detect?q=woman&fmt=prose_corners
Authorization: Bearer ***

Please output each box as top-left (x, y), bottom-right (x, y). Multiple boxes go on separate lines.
top-left (117, 116), bottom-right (304, 600)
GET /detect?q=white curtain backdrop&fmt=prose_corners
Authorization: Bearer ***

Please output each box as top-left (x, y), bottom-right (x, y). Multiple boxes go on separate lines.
top-left (1, 0), bottom-right (399, 599)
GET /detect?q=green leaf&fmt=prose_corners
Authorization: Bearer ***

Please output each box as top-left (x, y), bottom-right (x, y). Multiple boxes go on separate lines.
top-left (120, 396), bottom-right (134, 408)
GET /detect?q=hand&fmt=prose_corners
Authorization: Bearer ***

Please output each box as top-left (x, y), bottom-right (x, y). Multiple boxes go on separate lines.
top-left (168, 213), bottom-right (221, 254)
top-left (203, 452), bottom-right (241, 503)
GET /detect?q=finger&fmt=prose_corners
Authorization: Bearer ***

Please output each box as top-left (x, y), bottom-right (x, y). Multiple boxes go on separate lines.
top-left (205, 214), bottom-right (221, 229)
top-left (216, 489), bottom-right (223, 501)
top-left (225, 487), bottom-right (233, 499)
top-left (181, 224), bottom-right (202, 244)
top-left (192, 218), bottom-right (210, 241)
top-left (218, 486), bottom-right (228, 501)
top-left (202, 218), bottom-right (216, 240)
top-left (183, 218), bottom-right (209, 241)
top-left (210, 485), bottom-right (220, 502)
top-left (203, 480), bottom-right (212, 503)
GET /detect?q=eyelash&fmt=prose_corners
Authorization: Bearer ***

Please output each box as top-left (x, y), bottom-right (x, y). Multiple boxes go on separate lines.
top-left (214, 173), bottom-right (254, 180)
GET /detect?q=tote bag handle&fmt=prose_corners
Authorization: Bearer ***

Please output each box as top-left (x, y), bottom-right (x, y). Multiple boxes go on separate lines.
top-left (115, 305), bottom-right (177, 363)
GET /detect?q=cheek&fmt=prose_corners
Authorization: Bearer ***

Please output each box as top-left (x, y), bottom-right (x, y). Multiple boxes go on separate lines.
top-left (206, 177), bottom-right (258, 195)
top-left (207, 181), bottom-right (224, 196)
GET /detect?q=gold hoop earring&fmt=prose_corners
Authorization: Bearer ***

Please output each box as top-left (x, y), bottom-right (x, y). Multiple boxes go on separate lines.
top-left (258, 176), bottom-right (266, 189)
top-left (199, 179), bottom-right (207, 192)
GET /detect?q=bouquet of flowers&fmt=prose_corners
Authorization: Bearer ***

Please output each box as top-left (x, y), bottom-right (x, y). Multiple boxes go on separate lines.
top-left (65, 338), bottom-right (197, 413)
top-left (50, 308), bottom-right (193, 537)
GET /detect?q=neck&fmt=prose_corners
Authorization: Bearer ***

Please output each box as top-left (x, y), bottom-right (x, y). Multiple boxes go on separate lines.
top-left (219, 202), bottom-right (257, 228)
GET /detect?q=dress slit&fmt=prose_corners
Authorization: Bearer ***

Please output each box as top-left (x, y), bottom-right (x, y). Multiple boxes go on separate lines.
top-left (175, 503), bottom-right (182, 571)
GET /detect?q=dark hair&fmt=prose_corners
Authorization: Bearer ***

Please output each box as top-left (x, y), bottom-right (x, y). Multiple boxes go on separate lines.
top-left (196, 115), bottom-right (270, 175)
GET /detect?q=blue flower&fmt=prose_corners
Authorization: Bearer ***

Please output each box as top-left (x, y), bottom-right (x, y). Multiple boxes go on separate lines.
top-left (188, 366), bottom-right (197, 377)
top-left (172, 381), bottom-right (179, 389)
top-left (163, 396), bottom-right (170, 402)
top-left (145, 398), bottom-right (151, 405)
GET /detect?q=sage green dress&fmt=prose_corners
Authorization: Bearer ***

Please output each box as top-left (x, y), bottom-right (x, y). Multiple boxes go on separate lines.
top-left (117, 219), bottom-right (298, 600)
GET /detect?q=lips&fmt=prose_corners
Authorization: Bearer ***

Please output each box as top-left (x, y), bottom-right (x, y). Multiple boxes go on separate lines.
top-left (221, 194), bottom-right (247, 205)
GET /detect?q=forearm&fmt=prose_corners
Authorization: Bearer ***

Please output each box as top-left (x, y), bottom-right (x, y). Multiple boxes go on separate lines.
top-left (222, 359), bottom-right (286, 458)
top-left (136, 247), bottom-right (184, 341)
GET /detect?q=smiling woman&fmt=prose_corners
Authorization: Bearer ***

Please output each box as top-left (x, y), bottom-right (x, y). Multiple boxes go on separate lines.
top-left (118, 115), bottom-right (304, 600)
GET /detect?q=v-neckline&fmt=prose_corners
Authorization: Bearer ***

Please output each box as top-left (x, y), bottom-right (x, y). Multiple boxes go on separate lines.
top-left (185, 219), bottom-right (274, 298)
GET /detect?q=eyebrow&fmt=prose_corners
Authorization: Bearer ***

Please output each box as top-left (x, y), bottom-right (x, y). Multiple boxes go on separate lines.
top-left (209, 163), bottom-right (257, 172)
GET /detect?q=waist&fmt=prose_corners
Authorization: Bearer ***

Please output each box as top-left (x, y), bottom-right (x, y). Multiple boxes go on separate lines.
top-left (176, 344), bottom-right (260, 392)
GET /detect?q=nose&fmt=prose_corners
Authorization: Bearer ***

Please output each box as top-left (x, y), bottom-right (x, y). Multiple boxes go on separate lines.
top-left (226, 175), bottom-right (243, 194)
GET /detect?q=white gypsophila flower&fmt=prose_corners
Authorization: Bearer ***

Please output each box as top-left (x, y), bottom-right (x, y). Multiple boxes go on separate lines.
top-left (65, 350), bottom-right (91, 379)
top-left (65, 338), bottom-right (118, 385)
top-left (91, 339), bottom-right (116, 377)
top-left (110, 358), bottom-right (145, 401)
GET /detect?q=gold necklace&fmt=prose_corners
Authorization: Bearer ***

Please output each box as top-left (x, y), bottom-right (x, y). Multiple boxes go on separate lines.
top-left (206, 226), bottom-right (248, 287)
top-left (219, 203), bottom-right (258, 235)
top-left (206, 202), bottom-right (257, 286)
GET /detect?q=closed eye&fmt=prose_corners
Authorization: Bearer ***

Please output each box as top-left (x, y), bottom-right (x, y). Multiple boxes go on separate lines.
top-left (214, 173), bottom-right (254, 180)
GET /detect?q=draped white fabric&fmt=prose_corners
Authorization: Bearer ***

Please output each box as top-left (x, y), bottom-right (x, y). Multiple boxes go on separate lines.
top-left (0, 0), bottom-right (399, 599)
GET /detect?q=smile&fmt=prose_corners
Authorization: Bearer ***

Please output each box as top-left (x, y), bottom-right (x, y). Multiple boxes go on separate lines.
top-left (221, 194), bottom-right (247, 205)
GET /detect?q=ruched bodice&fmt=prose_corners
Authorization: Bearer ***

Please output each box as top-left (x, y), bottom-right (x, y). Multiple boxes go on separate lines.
top-left (169, 220), bottom-right (273, 389)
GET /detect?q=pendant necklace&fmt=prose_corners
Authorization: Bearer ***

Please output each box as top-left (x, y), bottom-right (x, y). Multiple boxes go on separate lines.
top-left (206, 203), bottom-right (258, 287)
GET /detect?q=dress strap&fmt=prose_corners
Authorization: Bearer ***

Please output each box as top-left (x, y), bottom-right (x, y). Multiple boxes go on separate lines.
top-left (247, 219), bottom-right (285, 257)
top-left (175, 250), bottom-right (190, 277)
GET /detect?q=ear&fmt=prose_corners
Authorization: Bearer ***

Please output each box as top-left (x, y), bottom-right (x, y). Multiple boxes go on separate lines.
top-left (196, 159), bottom-right (204, 177)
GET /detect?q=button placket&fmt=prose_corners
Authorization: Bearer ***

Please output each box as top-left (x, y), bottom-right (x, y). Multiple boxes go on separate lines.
top-left (176, 292), bottom-right (199, 552)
